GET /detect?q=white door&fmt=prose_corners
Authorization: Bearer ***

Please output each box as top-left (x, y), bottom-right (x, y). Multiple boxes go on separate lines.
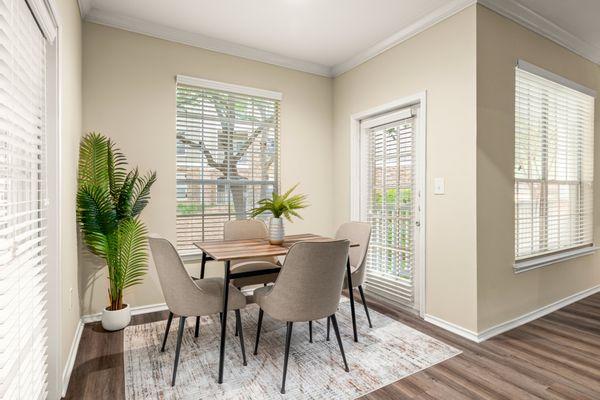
top-left (358, 105), bottom-right (423, 312)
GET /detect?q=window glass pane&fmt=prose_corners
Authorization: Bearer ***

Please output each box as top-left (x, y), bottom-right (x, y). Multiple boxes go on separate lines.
top-left (365, 116), bottom-right (416, 306)
top-left (515, 66), bottom-right (594, 260)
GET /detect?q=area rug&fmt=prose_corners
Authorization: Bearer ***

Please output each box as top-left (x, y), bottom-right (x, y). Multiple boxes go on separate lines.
top-left (124, 299), bottom-right (460, 399)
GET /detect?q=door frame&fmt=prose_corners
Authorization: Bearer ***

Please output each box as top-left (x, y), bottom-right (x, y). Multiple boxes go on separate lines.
top-left (349, 91), bottom-right (427, 317)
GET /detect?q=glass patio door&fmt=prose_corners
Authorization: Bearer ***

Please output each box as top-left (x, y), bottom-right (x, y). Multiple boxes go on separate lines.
top-left (359, 105), bottom-right (421, 311)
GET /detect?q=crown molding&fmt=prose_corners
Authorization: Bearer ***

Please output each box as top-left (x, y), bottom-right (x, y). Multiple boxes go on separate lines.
top-left (478, 0), bottom-right (600, 65)
top-left (331, 0), bottom-right (477, 76)
top-left (84, 7), bottom-right (332, 77)
top-left (81, 0), bottom-right (599, 78)
top-left (77, 0), bottom-right (93, 18)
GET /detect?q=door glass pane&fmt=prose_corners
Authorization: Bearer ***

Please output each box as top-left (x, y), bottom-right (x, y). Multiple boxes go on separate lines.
top-left (365, 115), bottom-right (416, 308)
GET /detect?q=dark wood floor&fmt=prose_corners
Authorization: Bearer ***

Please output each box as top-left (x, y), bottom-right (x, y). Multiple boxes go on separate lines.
top-left (63, 292), bottom-right (600, 399)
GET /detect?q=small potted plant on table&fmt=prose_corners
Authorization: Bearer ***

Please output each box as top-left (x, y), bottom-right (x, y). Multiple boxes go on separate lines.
top-left (250, 184), bottom-right (308, 244)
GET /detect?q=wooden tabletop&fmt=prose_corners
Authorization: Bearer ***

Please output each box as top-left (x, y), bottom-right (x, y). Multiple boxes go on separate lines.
top-left (194, 233), bottom-right (358, 261)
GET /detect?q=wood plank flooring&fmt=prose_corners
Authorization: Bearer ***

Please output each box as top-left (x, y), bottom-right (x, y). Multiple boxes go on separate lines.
top-left (63, 292), bottom-right (600, 399)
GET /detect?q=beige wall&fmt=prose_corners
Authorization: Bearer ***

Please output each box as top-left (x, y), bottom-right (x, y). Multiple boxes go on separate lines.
top-left (476, 5), bottom-right (600, 331)
top-left (78, 4), bottom-right (600, 336)
top-left (81, 22), bottom-right (334, 315)
top-left (332, 7), bottom-right (478, 331)
top-left (56, 0), bottom-right (82, 381)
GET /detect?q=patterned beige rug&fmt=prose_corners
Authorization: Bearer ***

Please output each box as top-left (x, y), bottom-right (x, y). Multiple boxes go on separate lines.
top-left (124, 300), bottom-right (460, 399)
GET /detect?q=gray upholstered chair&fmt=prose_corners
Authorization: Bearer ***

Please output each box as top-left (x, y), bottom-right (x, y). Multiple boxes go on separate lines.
top-left (326, 222), bottom-right (373, 340)
top-left (148, 235), bottom-right (248, 386)
top-left (195, 219), bottom-right (281, 337)
top-left (252, 240), bottom-right (350, 394)
top-left (224, 219), bottom-right (280, 289)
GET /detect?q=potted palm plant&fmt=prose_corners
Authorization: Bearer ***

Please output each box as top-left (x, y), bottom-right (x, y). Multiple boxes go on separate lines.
top-left (250, 184), bottom-right (308, 244)
top-left (77, 133), bottom-right (157, 331)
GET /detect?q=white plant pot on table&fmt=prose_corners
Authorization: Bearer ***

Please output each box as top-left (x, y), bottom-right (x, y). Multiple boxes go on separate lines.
top-left (269, 217), bottom-right (284, 245)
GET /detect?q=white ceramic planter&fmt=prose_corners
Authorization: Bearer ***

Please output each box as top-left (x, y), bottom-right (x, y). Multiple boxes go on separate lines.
top-left (102, 303), bottom-right (131, 331)
top-left (269, 217), bottom-right (284, 245)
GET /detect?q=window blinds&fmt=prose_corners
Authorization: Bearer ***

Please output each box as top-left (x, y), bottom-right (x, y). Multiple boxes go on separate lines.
top-left (176, 77), bottom-right (280, 253)
top-left (0, 0), bottom-right (48, 398)
top-left (515, 63), bottom-right (595, 261)
top-left (364, 113), bottom-right (416, 307)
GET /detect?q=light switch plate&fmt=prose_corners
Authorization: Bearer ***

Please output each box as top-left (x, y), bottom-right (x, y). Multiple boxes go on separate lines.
top-left (434, 177), bottom-right (445, 195)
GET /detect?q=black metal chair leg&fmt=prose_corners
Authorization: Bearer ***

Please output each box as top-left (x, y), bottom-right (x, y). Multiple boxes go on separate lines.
top-left (235, 287), bottom-right (241, 337)
top-left (161, 312), bottom-right (173, 352)
top-left (358, 285), bottom-right (373, 328)
top-left (281, 321), bottom-right (294, 394)
top-left (195, 316), bottom-right (200, 337)
top-left (326, 316), bottom-right (330, 341)
top-left (172, 316), bottom-right (187, 386)
top-left (309, 321), bottom-right (313, 343)
top-left (330, 314), bottom-right (349, 372)
top-left (235, 309), bottom-right (247, 366)
top-left (254, 308), bottom-right (264, 355)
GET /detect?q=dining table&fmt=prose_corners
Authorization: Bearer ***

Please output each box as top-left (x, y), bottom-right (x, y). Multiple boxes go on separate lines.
top-left (193, 233), bottom-right (360, 384)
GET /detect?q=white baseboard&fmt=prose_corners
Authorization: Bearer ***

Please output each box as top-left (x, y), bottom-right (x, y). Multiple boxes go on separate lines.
top-left (80, 302), bottom-right (168, 323)
top-left (477, 284), bottom-right (600, 342)
top-left (425, 284), bottom-right (600, 343)
top-left (61, 319), bottom-right (84, 398)
top-left (424, 314), bottom-right (481, 342)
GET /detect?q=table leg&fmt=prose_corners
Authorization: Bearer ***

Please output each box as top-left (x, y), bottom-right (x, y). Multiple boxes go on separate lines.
top-left (200, 252), bottom-right (207, 279)
top-left (346, 258), bottom-right (358, 342)
top-left (218, 260), bottom-right (230, 383)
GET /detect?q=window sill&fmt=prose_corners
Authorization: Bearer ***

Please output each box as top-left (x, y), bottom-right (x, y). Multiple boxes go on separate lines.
top-left (514, 246), bottom-right (598, 274)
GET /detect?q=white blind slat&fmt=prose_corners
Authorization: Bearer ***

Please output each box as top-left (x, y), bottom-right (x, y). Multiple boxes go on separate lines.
top-left (514, 65), bottom-right (595, 261)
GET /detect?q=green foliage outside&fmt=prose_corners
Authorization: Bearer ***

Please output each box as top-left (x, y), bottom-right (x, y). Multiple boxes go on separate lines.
top-left (177, 202), bottom-right (206, 215)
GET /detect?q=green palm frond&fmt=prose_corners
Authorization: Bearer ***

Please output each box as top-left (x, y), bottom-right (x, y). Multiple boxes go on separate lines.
top-left (117, 218), bottom-right (149, 290)
top-left (131, 171), bottom-right (157, 217)
top-left (249, 183), bottom-right (308, 222)
top-left (116, 168), bottom-right (139, 220)
top-left (77, 132), bottom-right (156, 311)
top-left (107, 138), bottom-right (127, 203)
top-left (78, 132), bottom-right (110, 188)
top-left (76, 184), bottom-right (117, 237)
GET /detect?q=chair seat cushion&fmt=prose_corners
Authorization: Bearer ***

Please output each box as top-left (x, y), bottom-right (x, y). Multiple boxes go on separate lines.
top-left (231, 261), bottom-right (280, 288)
top-left (192, 277), bottom-right (247, 313)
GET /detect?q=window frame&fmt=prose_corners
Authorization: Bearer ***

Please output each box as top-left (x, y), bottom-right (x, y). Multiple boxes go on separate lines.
top-left (175, 76), bottom-right (282, 259)
top-left (513, 60), bottom-right (597, 273)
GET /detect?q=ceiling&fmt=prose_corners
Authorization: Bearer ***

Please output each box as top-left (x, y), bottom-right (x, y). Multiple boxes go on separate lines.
top-left (79, 0), bottom-right (600, 77)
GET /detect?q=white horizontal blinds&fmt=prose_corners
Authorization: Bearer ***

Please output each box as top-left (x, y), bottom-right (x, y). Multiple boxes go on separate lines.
top-left (0, 0), bottom-right (48, 399)
top-left (515, 66), bottom-right (595, 260)
top-left (365, 111), bottom-right (416, 307)
top-left (176, 81), bottom-right (280, 253)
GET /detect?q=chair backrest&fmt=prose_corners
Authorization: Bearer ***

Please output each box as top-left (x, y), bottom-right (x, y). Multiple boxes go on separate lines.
top-left (264, 240), bottom-right (349, 322)
top-left (224, 219), bottom-right (278, 266)
top-left (148, 234), bottom-right (203, 316)
top-left (335, 222), bottom-right (371, 286)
